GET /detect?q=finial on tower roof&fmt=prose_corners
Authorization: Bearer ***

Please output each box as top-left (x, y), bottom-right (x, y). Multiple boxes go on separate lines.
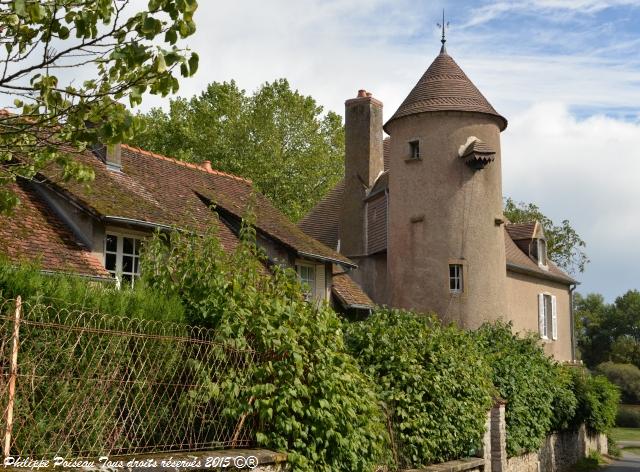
top-left (437, 9), bottom-right (450, 54)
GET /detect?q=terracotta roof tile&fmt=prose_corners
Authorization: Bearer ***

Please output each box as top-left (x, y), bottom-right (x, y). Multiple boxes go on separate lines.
top-left (332, 269), bottom-right (374, 309)
top-left (505, 222), bottom-right (537, 240)
top-left (0, 181), bottom-right (109, 278)
top-left (36, 144), bottom-right (352, 267)
top-left (504, 231), bottom-right (575, 283)
top-left (385, 51), bottom-right (507, 132)
top-left (298, 180), bottom-right (344, 250)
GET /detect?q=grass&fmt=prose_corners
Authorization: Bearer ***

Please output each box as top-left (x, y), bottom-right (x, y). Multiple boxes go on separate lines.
top-left (571, 452), bottom-right (606, 472)
top-left (622, 447), bottom-right (640, 456)
top-left (610, 428), bottom-right (640, 442)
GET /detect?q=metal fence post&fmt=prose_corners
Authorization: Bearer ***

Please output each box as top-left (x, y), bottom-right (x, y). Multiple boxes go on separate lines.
top-left (3, 296), bottom-right (22, 457)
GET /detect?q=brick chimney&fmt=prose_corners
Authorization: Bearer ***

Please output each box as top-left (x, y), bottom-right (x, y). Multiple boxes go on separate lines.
top-left (340, 90), bottom-right (384, 256)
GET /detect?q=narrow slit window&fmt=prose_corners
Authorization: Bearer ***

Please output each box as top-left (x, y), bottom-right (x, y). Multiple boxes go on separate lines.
top-left (449, 264), bottom-right (463, 293)
top-left (409, 140), bottom-right (420, 159)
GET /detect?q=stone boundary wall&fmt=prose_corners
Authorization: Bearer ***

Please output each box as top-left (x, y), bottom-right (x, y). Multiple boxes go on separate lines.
top-left (480, 402), bottom-right (608, 472)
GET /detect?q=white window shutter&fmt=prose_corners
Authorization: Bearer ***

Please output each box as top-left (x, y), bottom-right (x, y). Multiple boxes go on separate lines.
top-left (315, 264), bottom-right (326, 302)
top-left (538, 293), bottom-right (545, 338)
top-left (551, 295), bottom-right (558, 340)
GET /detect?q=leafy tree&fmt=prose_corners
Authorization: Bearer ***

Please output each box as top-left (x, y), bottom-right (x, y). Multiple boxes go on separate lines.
top-left (130, 79), bottom-right (344, 221)
top-left (0, 0), bottom-right (199, 214)
top-left (595, 362), bottom-right (640, 404)
top-left (577, 290), bottom-right (640, 368)
top-left (504, 197), bottom-right (588, 275)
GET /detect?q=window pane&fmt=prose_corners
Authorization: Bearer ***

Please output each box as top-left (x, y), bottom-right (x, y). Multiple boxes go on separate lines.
top-left (122, 255), bottom-right (133, 273)
top-left (105, 253), bottom-right (116, 271)
top-left (123, 237), bottom-right (134, 255)
top-left (106, 234), bottom-right (117, 252)
top-left (134, 258), bottom-right (139, 274)
top-left (134, 239), bottom-right (141, 255)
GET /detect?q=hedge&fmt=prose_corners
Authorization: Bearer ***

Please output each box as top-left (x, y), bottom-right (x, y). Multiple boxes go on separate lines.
top-left (345, 309), bottom-right (494, 468)
top-left (570, 367), bottom-right (620, 433)
top-left (0, 256), bottom-right (185, 322)
top-left (473, 322), bottom-right (576, 456)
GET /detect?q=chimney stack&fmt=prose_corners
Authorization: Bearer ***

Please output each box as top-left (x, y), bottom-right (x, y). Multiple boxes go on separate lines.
top-left (201, 160), bottom-right (213, 172)
top-left (340, 90), bottom-right (384, 256)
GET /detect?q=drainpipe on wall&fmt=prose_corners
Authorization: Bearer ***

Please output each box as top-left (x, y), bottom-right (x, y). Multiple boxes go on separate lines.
top-left (569, 283), bottom-right (579, 363)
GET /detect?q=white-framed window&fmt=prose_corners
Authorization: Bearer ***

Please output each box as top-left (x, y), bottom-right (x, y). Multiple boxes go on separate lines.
top-left (296, 263), bottom-right (316, 301)
top-left (449, 264), bottom-right (463, 293)
top-left (409, 140), bottom-right (420, 159)
top-left (537, 239), bottom-right (548, 268)
top-left (105, 233), bottom-right (142, 287)
top-left (538, 293), bottom-right (557, 340)
top-left (295, 262), bottom-right (326, 303)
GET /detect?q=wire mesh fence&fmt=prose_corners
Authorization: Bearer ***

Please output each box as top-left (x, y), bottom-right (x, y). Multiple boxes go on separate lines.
top-left (0, 297), bottom-right (258, 459)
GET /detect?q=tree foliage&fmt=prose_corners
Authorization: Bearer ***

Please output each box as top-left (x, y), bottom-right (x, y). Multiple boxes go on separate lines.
top-left (345, 309), bottom-right (494, 468)
top-left (141, 218), bottom-right (388, 472)
top-left (595, 362), bottom-right (640, 404)
top-left (504, 197), bottom-right (588, 275)
top-left (473, 322), bottom-right (576, 456)
top-left (0, 0), bottom-right (199, 214)
top-left (130, 79), bottom-right (344, 221)
top-left (577, 290), bottom-right (640, 368)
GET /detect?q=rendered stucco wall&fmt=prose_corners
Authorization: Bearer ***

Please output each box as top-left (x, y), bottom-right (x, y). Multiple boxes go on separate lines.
top-left (505, 270), bottom-right (573, 362)
top-left (386, 111), bottom-right (508, 328)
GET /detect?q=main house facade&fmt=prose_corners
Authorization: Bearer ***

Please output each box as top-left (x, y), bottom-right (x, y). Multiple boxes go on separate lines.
top-left (300, 44), bottom-right (577, 361)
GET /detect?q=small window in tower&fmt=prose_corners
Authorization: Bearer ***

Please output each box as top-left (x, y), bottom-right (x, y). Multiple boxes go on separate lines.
top-left (409, 140), bottom-right (420, 159)
top-left (449, 264), bottom-right (463, 293)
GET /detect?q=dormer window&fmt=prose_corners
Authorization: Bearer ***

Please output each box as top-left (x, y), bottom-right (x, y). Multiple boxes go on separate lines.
top-left (409, 140), bottom-right (420, 159)
top-left (536, 239), bottom-right (548, 268)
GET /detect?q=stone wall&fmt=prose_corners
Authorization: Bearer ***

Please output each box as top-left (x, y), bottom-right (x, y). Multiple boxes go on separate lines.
top-left (482, 401), bottom-right (607, 472)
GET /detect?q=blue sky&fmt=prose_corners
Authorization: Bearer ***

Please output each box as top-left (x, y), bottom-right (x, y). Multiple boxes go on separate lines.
top-left (145, 1), bottom-right (640, 301)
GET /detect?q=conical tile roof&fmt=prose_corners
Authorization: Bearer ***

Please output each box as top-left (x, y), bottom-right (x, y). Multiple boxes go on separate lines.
top-left (384, 49), bottom-right (507, 132)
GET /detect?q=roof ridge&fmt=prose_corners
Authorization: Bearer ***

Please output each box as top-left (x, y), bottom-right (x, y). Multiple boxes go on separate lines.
top-left (121, 144), bottom-right (252, 184)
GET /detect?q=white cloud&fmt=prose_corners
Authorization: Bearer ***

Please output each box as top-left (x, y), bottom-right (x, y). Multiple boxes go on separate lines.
top-left (502, 103), bottom-right (640, 298)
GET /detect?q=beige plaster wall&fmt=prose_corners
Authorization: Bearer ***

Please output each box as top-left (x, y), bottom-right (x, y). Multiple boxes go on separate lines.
top-left (386, 111), bottom-right (508, 329)
top-left (349, 253), bottom-right (389, 306)
top-left (505, 270), bottom-right (573, 362)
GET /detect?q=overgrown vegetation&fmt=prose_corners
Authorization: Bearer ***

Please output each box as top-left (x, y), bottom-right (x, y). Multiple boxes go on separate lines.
top-left (473, 322), bottom-right (577, 456)
top-left (344, 309), bottom-right (494, 468)
top-left (595, 362), bottom-right (640, 404)
top-left (0, 228), bottom-right (620, 469)
top-left (570, 368), bottom-right (620, 434)
top-left (0, 256), bottom-right (185, 322)
top-left (141, 222), bottom-right (389, 472)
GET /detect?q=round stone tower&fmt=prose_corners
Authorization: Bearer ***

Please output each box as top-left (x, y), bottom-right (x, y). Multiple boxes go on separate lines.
top-left (385, 45), bottom-right (509, 328)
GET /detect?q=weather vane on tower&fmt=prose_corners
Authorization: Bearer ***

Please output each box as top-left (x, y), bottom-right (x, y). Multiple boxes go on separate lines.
top-left (437, 9), bottom-right (450, 53)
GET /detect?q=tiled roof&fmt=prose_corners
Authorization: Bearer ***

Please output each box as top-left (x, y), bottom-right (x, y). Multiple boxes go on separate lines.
top-left (505, 222), bottom-right (538, 240)
top-left (298, 180), bottom-right (344, 250)
top-left (461, 138), bottom-right (495, 157)
top-left (0, 181), bottom-right (109, 278)
top-left (332, 269), bottom-right (374, 309)
top-left (37, 144), bottom-right (353, 267)
top-left (384, 50), bottom-right (507, 132)
top-left (504, 231), bottom-right (575, 283)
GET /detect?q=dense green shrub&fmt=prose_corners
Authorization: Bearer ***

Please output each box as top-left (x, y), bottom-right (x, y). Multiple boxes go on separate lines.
top-left (615, 405), bottom-right (640, 428)
top-left (474, 322), bottom-right (575, 457)
top-left (344, 309), bottom-right (494, 468)
top-left (0, 256), bottom-right (185, 322)
top-left (570, 367), bottom-right (620, 433)
top-left (142, 222), bottom-right (389, 472)
top-left (595, 362), bottom-right (640, 404)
